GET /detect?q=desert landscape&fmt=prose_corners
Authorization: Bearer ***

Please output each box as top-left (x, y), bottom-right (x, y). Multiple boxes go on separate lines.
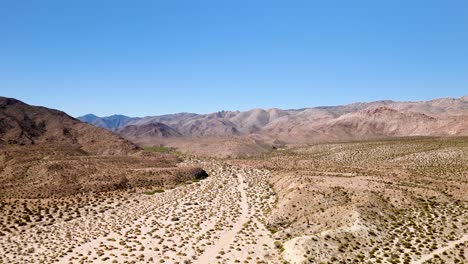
top-left (0, 96), bottom-right (467, 263)
top-left (2, 1), bottom-right (467, 263)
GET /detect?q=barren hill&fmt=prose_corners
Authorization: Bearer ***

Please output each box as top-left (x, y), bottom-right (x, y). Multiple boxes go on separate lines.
top-left (118, 122), bottom-right (182, 145)
top-left (0, 97), bottom-right (137, 155)
top-left (0, 97), bottom-right (206, 198)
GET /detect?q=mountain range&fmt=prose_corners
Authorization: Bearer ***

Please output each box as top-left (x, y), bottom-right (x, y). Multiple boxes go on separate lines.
top-left (78, 96), bottom-right (468, 156)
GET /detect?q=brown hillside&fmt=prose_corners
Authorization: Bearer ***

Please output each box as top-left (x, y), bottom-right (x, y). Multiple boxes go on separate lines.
top-left (0, 97), bottom-right (207, 198)
top-left (0, 97), bottom-right (137, 155)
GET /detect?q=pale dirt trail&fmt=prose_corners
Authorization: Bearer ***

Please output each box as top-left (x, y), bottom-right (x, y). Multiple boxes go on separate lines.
top-left (194, 173), bottom-right (250, 264)
top-left (411, 234), bottom-right (468, 264)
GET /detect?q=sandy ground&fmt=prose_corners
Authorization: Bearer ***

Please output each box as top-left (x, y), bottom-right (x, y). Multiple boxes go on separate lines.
top-left (195, 173), bottom-right (250, 263)
top-left (0, 160), bottom-right (281, 263)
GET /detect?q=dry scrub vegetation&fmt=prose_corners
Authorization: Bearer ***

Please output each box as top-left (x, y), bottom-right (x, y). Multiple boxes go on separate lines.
top-left (0, 145), bottom-right (206, 198)
top-left (231, 137), bottom-right (468, 264)
top-left (0, 158), bottom-right (281, 263)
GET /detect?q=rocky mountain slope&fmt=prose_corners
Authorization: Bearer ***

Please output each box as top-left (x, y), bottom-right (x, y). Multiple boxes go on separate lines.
top-left (1, 97), bottom-right (137, 155)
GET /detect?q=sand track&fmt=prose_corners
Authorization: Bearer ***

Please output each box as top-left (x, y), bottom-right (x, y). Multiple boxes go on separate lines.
top-left (195, 173), bottom-right (250, 263)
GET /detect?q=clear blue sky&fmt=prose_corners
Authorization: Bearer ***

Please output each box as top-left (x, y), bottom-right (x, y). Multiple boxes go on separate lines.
top-left (1, 0), bottom-right (467, 117)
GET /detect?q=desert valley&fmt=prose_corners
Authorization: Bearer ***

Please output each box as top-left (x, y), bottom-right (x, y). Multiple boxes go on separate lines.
top-left (3, 0), bottom-right (468, 262)
top-left (0, 96), bottom-right (467, 264)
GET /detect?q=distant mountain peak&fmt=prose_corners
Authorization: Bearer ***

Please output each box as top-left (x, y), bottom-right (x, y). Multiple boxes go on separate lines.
top-left (79, 113), bottom-right (100, 123)
top-left (77, 114), bottom-right (141, 130)
top-left (82, 113), bottom-right (99, 117)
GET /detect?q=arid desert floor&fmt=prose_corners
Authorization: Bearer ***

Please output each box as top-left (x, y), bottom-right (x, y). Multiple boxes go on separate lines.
top-left (1, 138), bottom-right (467, 264)
top-left (0, 159), bottom-right (282, 264)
